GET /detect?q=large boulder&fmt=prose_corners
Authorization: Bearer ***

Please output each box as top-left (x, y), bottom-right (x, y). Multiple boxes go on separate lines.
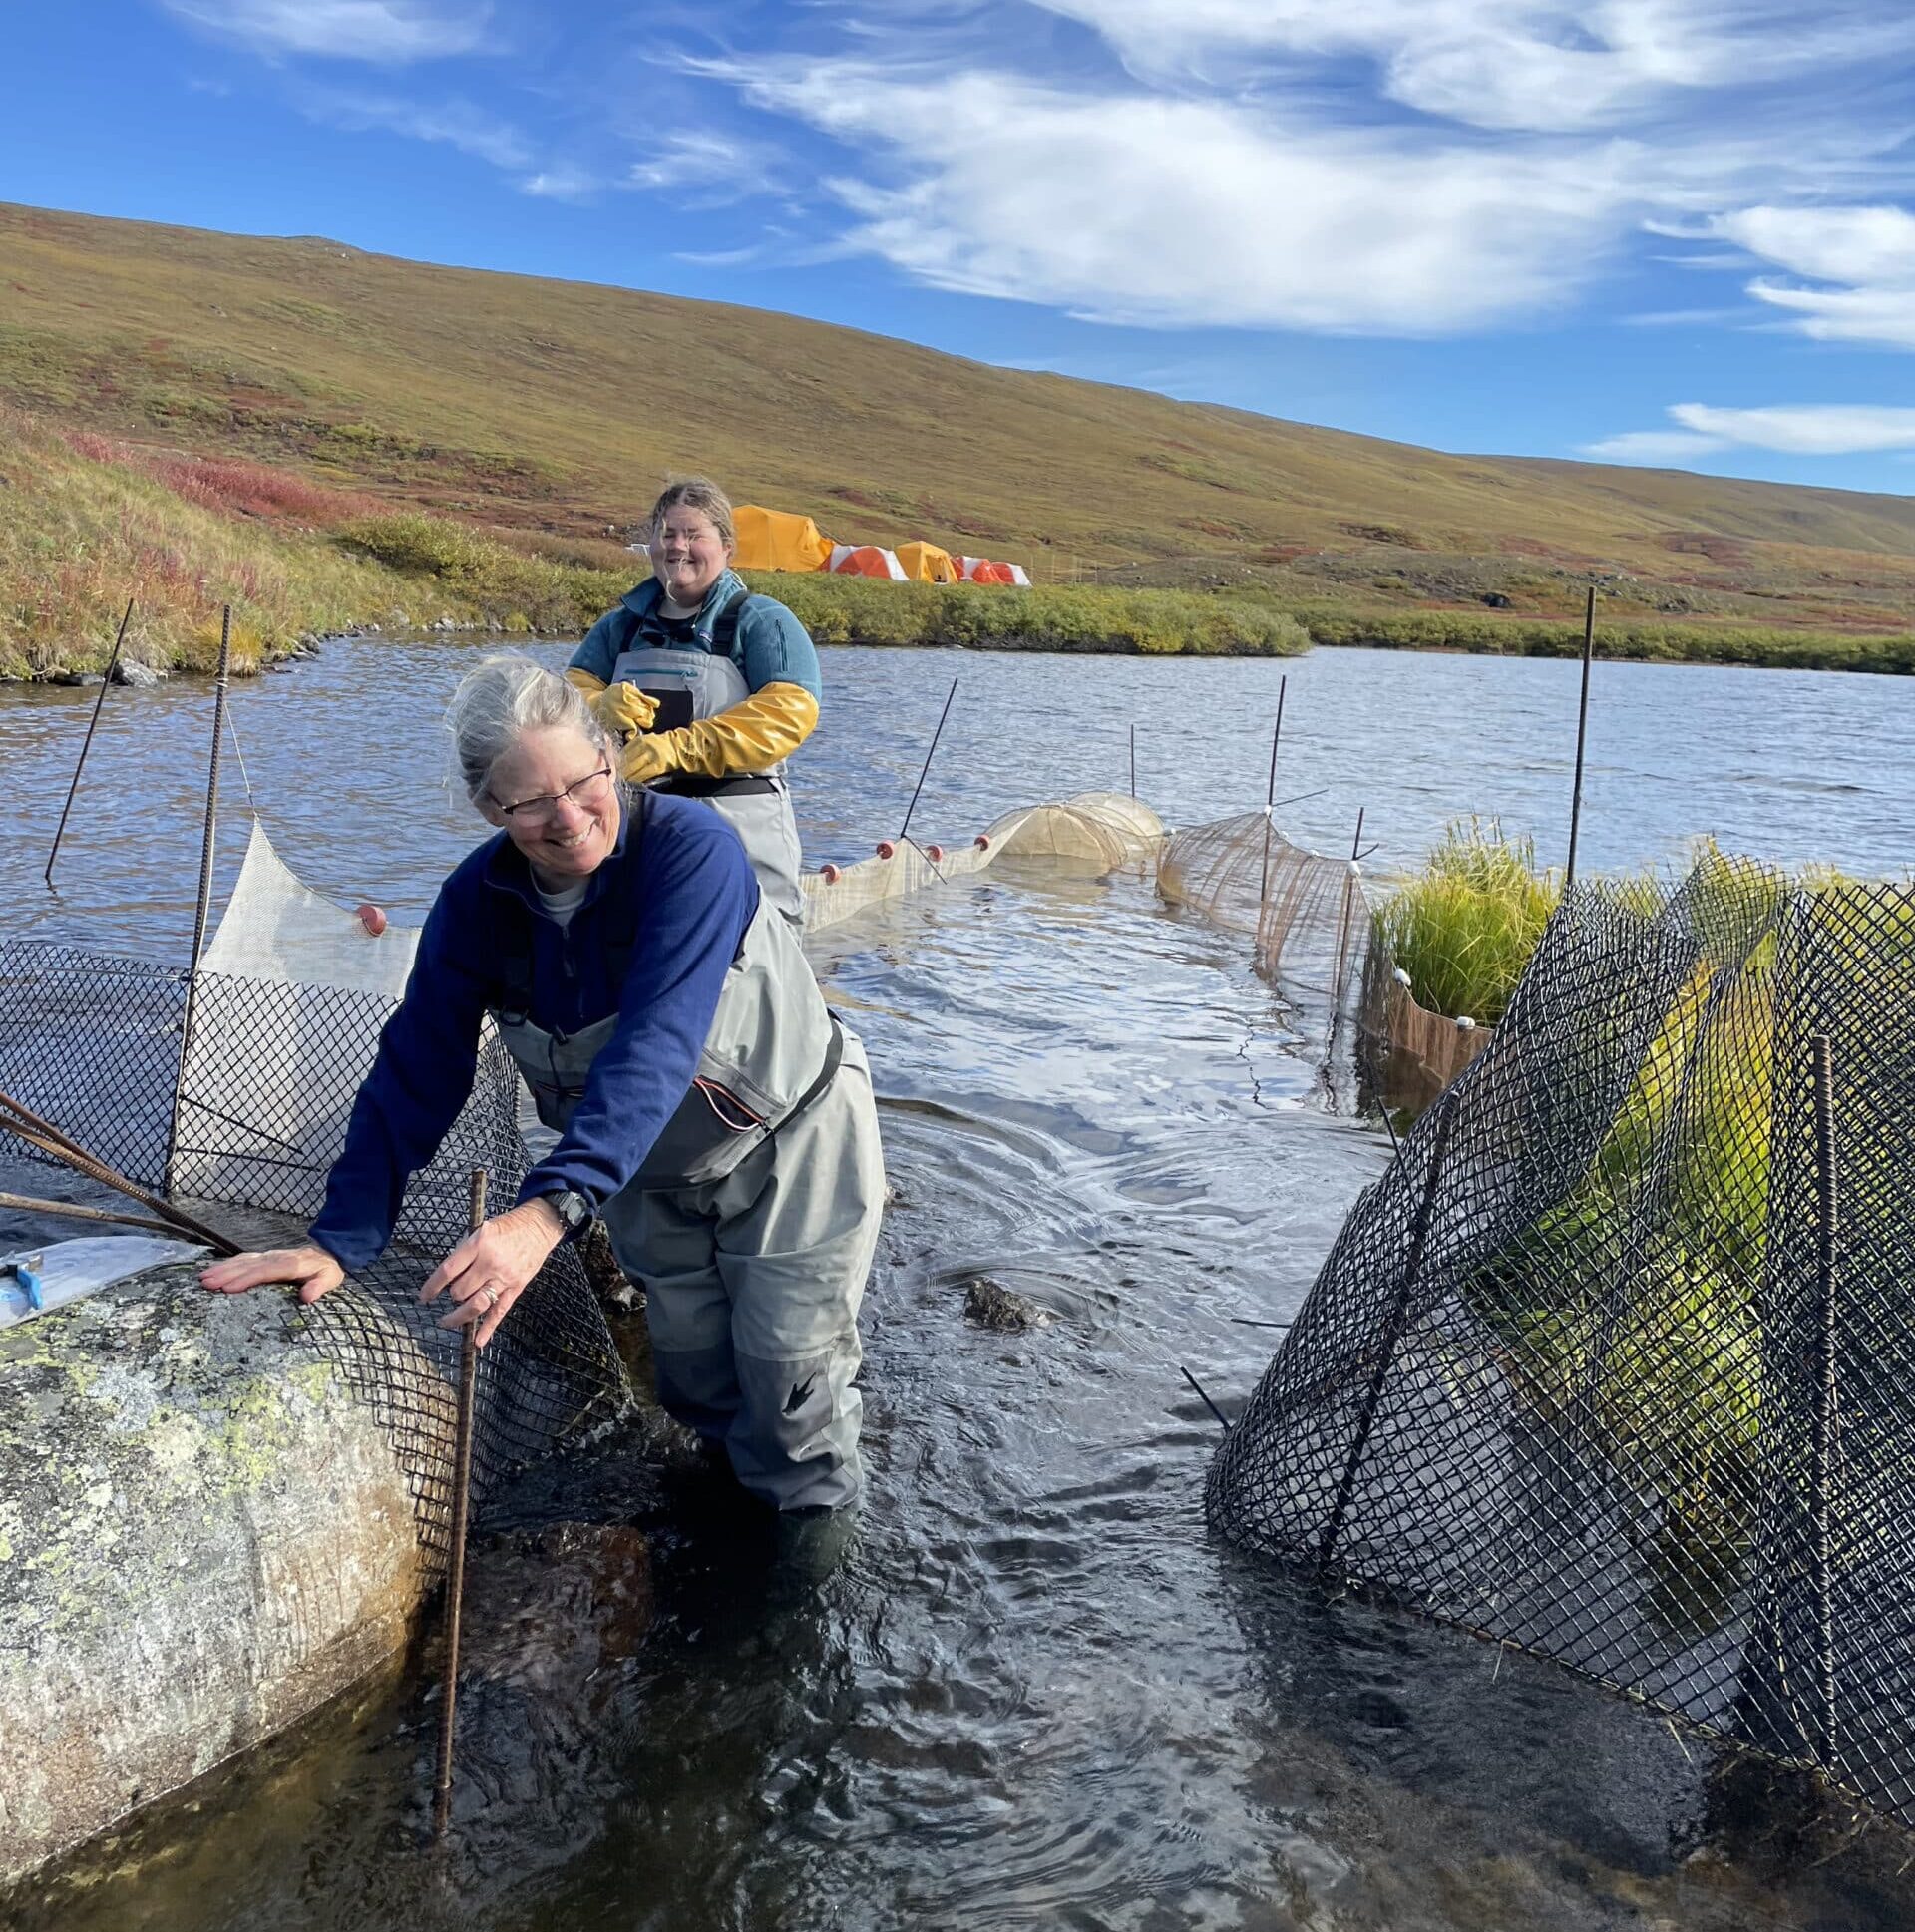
top-left (0, 1265), bottom-right (439, 1884)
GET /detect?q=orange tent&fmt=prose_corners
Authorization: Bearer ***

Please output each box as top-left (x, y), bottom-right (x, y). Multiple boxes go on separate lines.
top-left (732, 504), bottom-right (833, 574)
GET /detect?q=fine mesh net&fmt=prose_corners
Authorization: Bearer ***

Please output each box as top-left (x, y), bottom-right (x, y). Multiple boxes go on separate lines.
top-left (0, 928), bottom-right (628, 1562)
top-left (1157, 813), bottom-right (1489, 1100)
top-left (1207, 854), bottom-right (1915, 1828)
top-left (803, 790), bottom-right (1163, 933)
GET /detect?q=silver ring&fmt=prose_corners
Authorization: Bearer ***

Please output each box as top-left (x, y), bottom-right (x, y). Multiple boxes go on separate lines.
top-left (479, 1285), bottom-right (499, 1310)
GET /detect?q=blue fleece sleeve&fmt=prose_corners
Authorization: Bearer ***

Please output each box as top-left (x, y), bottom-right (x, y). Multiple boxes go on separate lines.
top-left (518, 805), bottom-right (759, 1209)
top-left (308, 886), bottom-right (491, 1270)
top-left (570, 600), bottom-right (634, 685)
top-left (737, 597), bottom-right (822, 703)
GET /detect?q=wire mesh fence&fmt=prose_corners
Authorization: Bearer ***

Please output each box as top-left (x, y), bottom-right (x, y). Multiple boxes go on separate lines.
top-left (0, 938), bottom-right (629, 1560)
top-left (1207, 854), bottom-right (1915, 1830)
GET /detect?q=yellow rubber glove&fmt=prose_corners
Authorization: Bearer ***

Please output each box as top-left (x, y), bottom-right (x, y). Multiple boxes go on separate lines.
top-left (564, 667), bottom-right (659, 739)
top-left (596, 681), bottom-right (659, 738)
top-left (619, 681), bottom-right (820, 787)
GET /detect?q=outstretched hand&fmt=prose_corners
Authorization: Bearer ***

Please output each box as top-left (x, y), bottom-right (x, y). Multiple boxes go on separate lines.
top-left (420, 1200), bottom-right (564, 1350)
top-left (200, 1244), bottom-right (345, 1304)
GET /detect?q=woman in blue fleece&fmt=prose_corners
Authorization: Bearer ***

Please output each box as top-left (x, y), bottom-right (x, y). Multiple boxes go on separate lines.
top-left (202, 655), bottom-right (883, 1513)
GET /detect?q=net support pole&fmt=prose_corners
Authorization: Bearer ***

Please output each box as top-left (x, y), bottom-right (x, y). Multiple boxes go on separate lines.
top-left (1564, 587), bottom-right (1596, 888)
top-left (1316, 1094), bottom-right (1457, 1579)
top-left (164, 605), bottom-right (231, 1183)
top-left (433, 1167), bottom-right (489, 1839)
top-left (1329, 805), bottom-right (1366, 1013)
top-left (45, 595), bottom-right (135, 888)
top-left (899, 675), bottom-right (958, 843)
top-left (1256, 675), bottom-right (1289, 929)
top-left (1809, 1033), bottom-right (1839, 1770)
top-left (1129, 723), bottom-right (1136, 800)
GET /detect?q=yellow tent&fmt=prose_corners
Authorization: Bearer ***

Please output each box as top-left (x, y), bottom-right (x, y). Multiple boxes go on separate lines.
top-left (895, 540), bottom-right (958, 583)
top-left (732, 504), bottom-right (834, 574)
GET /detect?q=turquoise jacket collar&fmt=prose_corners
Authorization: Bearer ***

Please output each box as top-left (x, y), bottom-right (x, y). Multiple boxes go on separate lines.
top-left (620, 568), bottom-right (748, 645)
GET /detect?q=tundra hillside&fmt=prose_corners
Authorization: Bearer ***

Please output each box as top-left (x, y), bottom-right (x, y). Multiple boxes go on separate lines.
top-left (2, 201), bottom-right (1912, 671)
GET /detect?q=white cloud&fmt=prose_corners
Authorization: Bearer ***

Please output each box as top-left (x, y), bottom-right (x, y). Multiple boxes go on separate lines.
top-left (725, 65), bottom-right (1640, 332)
top-left (159, 0), bottom-right (491, 63)
top-left (1684, 203), bottom-right (1915, 350)
top-left (297, 90), bottom-right (530, 168)
top-left (521, 165), bottom-right (600, 202)
top-left (1587, 401), bottom-right (1915, 461)
top-left (1032, 0), bottom-right (1915, 135)
top-left (627, 130), bottom-right (785, 203)
top-left (1582, 428), bottom-right (1726, 461)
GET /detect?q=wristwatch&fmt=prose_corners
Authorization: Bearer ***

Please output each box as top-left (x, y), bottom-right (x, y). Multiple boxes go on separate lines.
top-left (537, 1188), bottom-right (593, 1242)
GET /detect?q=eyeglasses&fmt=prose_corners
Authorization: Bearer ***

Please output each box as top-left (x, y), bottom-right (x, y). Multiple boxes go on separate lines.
top-left (491, 766), bottom-right (613, 821)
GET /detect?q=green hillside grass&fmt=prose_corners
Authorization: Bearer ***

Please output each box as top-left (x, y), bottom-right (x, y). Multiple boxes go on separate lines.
top-left (1, 199), bottom-right (1910, 670)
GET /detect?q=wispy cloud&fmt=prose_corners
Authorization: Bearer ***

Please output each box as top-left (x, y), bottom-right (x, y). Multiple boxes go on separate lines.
top-left (1587, 401), bottom-right (1915, 462)
top-left (1031, 0), bottom-right (1915, 134)
top-left (521, 165), bottom-right (600, 202)
top-left (157, 0), bottom-right (492, 63)
top-left (627, 129), bottom-right (789, 205)
top-left (723, 65), bottom-right (1642, 332)
top-left (296, 89), bottom-right (531, 168)
top-left (1698, 203), bottom-right (1915, 351)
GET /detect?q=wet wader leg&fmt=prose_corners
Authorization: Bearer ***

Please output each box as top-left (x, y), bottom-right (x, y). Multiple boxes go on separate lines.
top-left (608, 1193), bottom-right (739, 1448)
top-left (717, 1036), bottom-right (885, 1511)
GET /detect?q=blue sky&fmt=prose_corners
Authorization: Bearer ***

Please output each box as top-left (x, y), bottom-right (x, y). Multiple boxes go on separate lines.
top-left (6, 1), bottom-right (1915, 495)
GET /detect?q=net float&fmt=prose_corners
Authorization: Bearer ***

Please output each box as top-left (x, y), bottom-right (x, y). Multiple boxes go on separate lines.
top-left (876, 840), bottom-right (896, 860)
top-left (356, 904), bottom-right (388, 937)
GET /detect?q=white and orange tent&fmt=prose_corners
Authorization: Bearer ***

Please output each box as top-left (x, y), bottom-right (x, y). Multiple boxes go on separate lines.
top-left (829, 543), bottom-right (909, 580)
top-left (732, 504), bottom-right (833, 574)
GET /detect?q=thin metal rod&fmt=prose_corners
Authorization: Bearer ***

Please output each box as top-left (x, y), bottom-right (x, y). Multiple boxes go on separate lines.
top-left (899, 675), bottom-right (958, 843)
top-left (433, 1168), bottom-right (489, 1839)
top-left (1809, 1033), bottom-right (1839, 1769)
top-left (1181, 1364), bottom-right (1231, 1432)
top-left (1257, 675), bottom-right (1289, 917)
top-left (1317, 1094), bottom-right (1458, 1577)
top-left (0, 1090), bottom-right (239, 1254)
top-left (1565, 587), bottom-right (1597, 888)
top-left (166, 607), bottom-right (232, 1183)
top-left (0, 1190), bottom-right (192, 1239)
top-left (1129, 723), bottom-right (1136, 800)
top-left (46, 596), bottom-right (135, 888)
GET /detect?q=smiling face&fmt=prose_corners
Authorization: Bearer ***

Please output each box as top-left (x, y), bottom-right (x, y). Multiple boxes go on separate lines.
top-left (479, 725), bottom-right (620, 885)
top-left (651, 503), bottom-right (732, 606)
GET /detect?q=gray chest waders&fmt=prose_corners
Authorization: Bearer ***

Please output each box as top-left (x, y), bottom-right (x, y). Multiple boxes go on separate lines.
top-left (493, 899), bottom-right (884, 1510)
top-left (610, 642), bottom-right (806, 926)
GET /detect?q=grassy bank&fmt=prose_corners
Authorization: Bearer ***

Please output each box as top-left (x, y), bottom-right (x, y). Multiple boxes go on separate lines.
top-left (4, 410), bottom-right (1901, 676)
top-left (1303, 605), bottom-right (1915, 673)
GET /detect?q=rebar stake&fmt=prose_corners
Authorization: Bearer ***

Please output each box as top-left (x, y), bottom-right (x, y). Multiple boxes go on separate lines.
top-left (1809, 1033), bottom-right (1839, 1771)
top-left (1565, 586), bottom-right (1597, 887)
top-left (433, 1167), bottom-right (489, 1839)
top-left (1317, 1094), bottom-right (1457, 1578)
top-left (165, 605), bottom-right (232, 1183)
top-left (46, 595), bottom-right (135, 888)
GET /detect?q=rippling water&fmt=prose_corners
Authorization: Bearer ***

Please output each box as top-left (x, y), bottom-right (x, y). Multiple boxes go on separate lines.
top-left (11, 643), bottom-right (1915, 1929)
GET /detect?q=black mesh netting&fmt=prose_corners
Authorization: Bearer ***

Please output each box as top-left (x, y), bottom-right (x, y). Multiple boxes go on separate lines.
top-left (1208, 854), bottom-right (1915, 1829)
top-left (0, 939), bottom-right (630, 1559)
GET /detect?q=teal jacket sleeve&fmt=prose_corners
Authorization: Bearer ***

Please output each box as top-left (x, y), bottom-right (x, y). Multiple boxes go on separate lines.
top-left (737, 598), bottom-right (822, 703)
top-left (570, 597), bottom-right (638, 685)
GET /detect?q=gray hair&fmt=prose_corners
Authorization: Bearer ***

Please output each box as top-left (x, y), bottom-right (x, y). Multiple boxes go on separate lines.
top-left (445, 653), bottom-right (612, 806)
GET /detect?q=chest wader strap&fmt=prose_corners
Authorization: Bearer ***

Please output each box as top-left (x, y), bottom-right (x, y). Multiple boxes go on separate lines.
top-left (654, 773), bottom-right (780, 799)
top-left (782, 1012), bottom-right (846, 1127)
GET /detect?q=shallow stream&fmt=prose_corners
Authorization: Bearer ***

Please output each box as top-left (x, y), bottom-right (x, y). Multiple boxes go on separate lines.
top-left (9, 643), bottom-right (1915, 1929)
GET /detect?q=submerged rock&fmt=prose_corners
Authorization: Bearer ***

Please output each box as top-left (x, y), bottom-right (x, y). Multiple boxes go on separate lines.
top-left (962, 1277), bottom-right (1050, 1333)
top-left (0, 1263), bottom-right (441, 1885)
